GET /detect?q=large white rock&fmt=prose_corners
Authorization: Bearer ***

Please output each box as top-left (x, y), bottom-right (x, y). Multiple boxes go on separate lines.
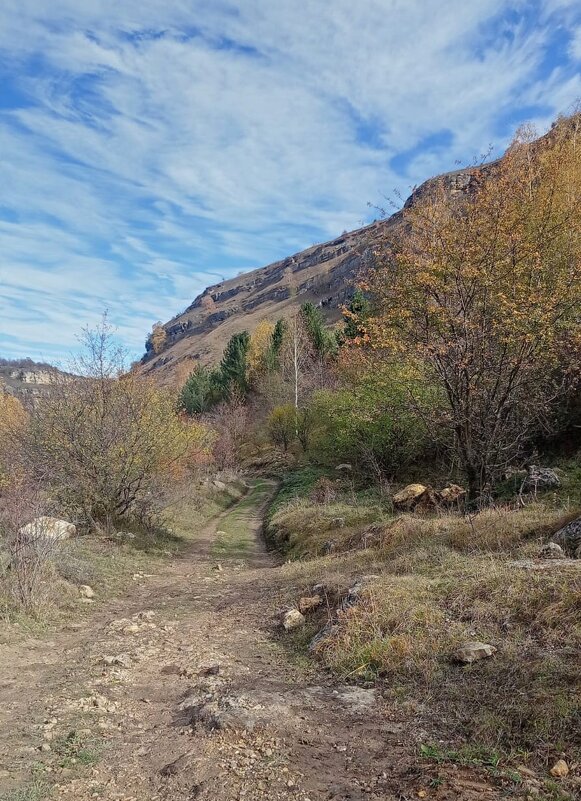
top-left (19, 516), bottom-right (76, 541)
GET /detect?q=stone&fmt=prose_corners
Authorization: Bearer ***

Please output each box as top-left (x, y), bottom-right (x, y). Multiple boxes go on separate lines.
top-left (102, 654), bottom-right (132, 668)
top-left (452, 641), bottom-right (496, 664)
top-left (552, 517), bottom-right (581, 558)
top-left (19, 516), bottom-right (76, 542)
top-left (281, 608), bottom-right (305, 631)
top-left (392, 484), bottom-right (428, 510)
top-left (78, 585), bottom-right (95, 599)
top-left (331, 517), bottom-right (346, 528)
top-left (438, 484), bottom-right (467, 505)
top-left (549, 759), bottom-right (569, 778)
top-left (213, 479), bottom-right (227, 491)
top-left (298, 595), bottom-right (323, 614)
top-left (540, 542), bottom-right (564, 559)
top-left (523, 466), bottom-right (561, 493)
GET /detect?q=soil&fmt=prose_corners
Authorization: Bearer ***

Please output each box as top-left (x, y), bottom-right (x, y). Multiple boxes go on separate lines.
top-left (0, 481), bottom-right (511, 801)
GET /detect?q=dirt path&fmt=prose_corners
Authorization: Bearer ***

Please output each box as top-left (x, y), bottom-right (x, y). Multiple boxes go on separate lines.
top-left (0, 480), bottom-right (502, 801)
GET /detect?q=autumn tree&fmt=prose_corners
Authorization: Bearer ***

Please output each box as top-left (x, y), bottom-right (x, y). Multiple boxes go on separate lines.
top-left (24, 318), bottom-right (209, 530)
top-left (363, 115), bottom-right (581, 499)
top-left (149, 322), bottom-right (167, 355)
top-left (268, 404), bottom-right (297, 451)
top-left (0, 392), bottom-right (28, 489)
top-left (247, 320), bottom-right (275, 387)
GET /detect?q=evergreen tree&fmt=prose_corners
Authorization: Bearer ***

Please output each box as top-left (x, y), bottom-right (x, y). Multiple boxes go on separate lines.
top-left (267, 319), bottom-right (286, 371)
top-left (343, 288), bottom-right (370, 341)
top-left (219, 331), bottom-right (250, 397)
top-left (180, 365), bottom-right (222, 414)
top-left (300, 302), bottom-right (337, 357)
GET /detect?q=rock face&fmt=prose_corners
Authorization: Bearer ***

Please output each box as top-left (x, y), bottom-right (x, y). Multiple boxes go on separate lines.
top-left (139, 165), bottom-right (493, 381)
top-left (0, 358), bottom-right (69, 400)
top-left (552, 517), bottom-right (581, 558)
top-left (19, 516), bottom-right (76, 541)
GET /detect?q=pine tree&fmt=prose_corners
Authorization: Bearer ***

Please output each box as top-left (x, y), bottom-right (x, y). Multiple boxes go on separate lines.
top-left (219, 331), bottom-right (250, 397)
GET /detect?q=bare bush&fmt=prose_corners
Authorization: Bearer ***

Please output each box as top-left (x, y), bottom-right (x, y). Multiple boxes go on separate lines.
top-left (0, 484), bottom-right (61, 612)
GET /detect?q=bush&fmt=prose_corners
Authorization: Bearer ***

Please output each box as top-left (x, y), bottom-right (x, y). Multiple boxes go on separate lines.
top-left (21, 319), bottom-right (210, 531)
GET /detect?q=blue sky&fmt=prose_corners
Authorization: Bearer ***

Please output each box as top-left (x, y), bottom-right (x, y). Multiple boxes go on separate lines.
top-left (0, 0), bottom-right (580, 364)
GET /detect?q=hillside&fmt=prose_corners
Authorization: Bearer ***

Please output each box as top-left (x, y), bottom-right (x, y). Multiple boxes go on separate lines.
top-left (140, 165), bottom-right (483, 380)
top-left (0, 358), bottom-right (65, 400)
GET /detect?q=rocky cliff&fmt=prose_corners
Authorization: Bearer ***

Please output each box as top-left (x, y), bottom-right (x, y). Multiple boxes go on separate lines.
top-left (0, 359), bottom-right (66, 400)
top-left (140, 163), bottom-right (491, 381)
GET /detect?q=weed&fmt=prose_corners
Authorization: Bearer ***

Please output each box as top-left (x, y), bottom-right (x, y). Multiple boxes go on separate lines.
top-left (0, 779), bottom-right (51, 801)
top-left (53, 730), bottom-right (102, 768)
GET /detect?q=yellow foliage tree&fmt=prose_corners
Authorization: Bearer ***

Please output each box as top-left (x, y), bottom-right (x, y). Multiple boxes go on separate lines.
top-left (363, 114), bottom-right (581, 498)
top-left (149, 322), bottom-right (167, 355)
top-left (0, 392), bottom-right (27, 488)
top-left (247, 320), bottom-right (275, 387)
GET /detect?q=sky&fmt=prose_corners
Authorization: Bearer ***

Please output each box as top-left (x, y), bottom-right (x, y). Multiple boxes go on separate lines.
top-left (0, 0), bottom-right (580, 365)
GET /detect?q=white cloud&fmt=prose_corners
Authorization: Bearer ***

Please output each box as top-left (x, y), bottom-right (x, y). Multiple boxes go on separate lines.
top-left (0, 0), bottom-right (579, 361)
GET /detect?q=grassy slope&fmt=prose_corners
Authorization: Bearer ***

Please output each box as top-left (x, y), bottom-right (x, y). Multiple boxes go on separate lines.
top-left (267, 468), bottom-right (581, 793)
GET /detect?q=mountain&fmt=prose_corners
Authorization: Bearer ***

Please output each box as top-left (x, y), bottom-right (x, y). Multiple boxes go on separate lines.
top-left (139, 164), bottom-right (487, 381)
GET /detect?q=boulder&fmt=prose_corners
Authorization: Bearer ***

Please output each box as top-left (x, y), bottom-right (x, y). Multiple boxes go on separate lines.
top-left (452, 641), bottom-right (496, 664)
top-left (79, 585), bottom-right (95, 599)
top-left (438, 484), bottom-right (467, 505)
top-left (298, 595), bottom-right (323, 614)
top-left (522, 466), bottom-right (561, 493)
top-left (392, 484), bottom-right (428, 510)
top-left (281, 609), bottom-right (305, 631)
top-left (19, 516), bottom-right (76, 541)
top-left (552, 517), bottom-right (581, 558)
top-left (540, 542), bottom-right (564, 560)
top-left (331, 517), bottom-right (345, 528)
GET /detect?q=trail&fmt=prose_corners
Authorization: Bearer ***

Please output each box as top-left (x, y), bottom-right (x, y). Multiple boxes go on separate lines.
top-left (0, 480), bottom-right (501, 801)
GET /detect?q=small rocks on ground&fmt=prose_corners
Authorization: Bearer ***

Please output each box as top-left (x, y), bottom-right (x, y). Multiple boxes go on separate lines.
top-left (102, 654), bottom-right (132, 668)
top-left (452, 641), bottom-right (496, 664)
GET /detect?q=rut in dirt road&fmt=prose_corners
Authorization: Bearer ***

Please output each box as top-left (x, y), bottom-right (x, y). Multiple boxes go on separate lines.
top-left (0, 480), bottom-right (501, 801)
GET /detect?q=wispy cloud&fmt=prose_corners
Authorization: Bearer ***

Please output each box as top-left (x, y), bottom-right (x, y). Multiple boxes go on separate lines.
top-left (0, 0), bottom-right (579, 362)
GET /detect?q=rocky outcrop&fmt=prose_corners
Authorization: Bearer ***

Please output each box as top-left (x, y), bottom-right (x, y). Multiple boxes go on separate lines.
top-left (140, 164), bottom-right (491, 381)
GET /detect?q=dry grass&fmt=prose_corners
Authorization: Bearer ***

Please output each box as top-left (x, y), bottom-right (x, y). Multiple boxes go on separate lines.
top-left (272, 491), bottom-right (581, 767)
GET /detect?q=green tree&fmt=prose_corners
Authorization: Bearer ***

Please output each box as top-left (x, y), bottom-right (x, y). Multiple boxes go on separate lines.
top-left (219, 331), bottom-right (251, 397)
top-left (180, 365), bottom-right (222, 414)
top-left (342, 288), bottom-right (370, 341)
top-left (300, 302), bottom-right (337, 358)
top-left (267, 319), bottom-right (286, 371)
